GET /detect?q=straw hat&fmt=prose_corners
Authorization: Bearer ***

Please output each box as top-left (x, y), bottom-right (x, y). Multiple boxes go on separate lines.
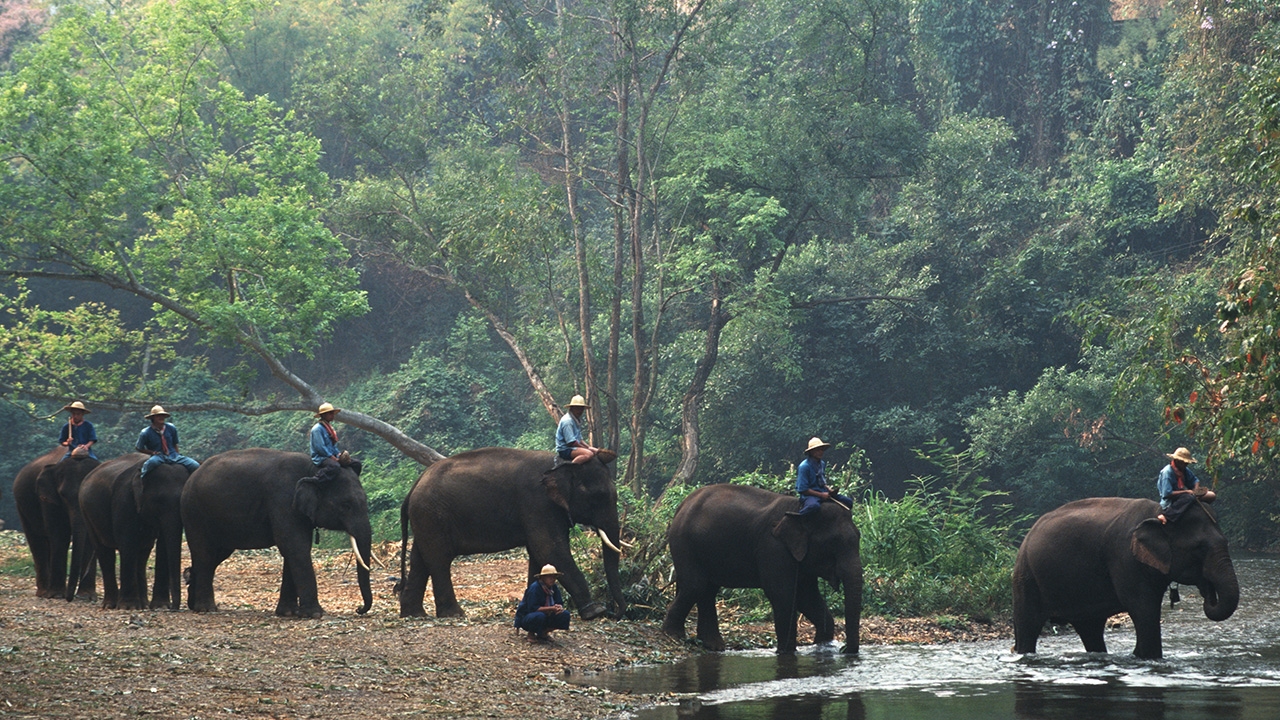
top-left (536, 563), bottom-right (563, 579)
top-left (315, 402), bottom-right (340, 418)
top-left (144, 405), bottom-right (170, 419)
top-left (1167, 447), bottom-right (1197, 464)
top-left (62, 401), bottom-right (90, 414)
top-left (567, 395), bottom-right (589, 409)
top-left (805, 436), bottom-right (831, 454)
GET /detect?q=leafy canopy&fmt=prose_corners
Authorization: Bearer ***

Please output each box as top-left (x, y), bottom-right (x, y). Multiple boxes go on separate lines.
top-left (0, 0), bottom-right (367, 402)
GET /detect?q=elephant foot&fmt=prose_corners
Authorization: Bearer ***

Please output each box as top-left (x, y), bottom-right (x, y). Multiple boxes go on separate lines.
top-left (579, 602), bottom-right (607, 621)
top-left (119, 600), bottom-right (145, 611)
top-left (698, 635), bottom-right (726, 652)
top-left (301, 607), bottom-right (325, 619)
top-left (188, 599), bottom-right (217, 613)
top-left (398, 600), bottom-right (427, 618)
top-left (435, 604), bottom-right (466, 619)
top-left (275, 604), bottom-right (300, 617)
top-left (661, 624), bottom-right (686, 641)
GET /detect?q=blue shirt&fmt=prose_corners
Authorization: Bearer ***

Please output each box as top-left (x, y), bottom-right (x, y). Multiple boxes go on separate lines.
top-left (555, 412), bottom-right (584, 454)
top-left (59, 420), bottom-right (97, 458)
top-left (796, 456), bottom-right (828, 496)
top-left (514, 580), bottom-right (564, 627)
top-left (310, 422), bottom-right (340, 465)
top-left (137, 423), bottom-right (180, 460)
top-left (1157, 463), bottom-right (1200, 509)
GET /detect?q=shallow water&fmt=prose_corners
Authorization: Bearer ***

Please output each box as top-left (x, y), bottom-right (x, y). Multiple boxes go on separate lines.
top-left (572, 555), bottom-right (1280, 719)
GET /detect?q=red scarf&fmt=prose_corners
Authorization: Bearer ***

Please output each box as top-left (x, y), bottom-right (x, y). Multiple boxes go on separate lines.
top-left (322, 421), bottom-right (338, 443)
top-left (1171, 463), bottom-right (1187, 490)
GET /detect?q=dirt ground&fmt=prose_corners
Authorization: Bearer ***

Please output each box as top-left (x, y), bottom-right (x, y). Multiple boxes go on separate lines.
top-left (0, 531), bottom-right (1009, 718)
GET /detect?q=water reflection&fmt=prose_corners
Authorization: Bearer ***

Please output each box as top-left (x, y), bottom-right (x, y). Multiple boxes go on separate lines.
top-left (571, 556), bottom-right (1280, 719)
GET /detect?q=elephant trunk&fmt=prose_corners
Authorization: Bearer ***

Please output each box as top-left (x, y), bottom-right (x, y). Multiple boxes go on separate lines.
top-left (350, 525), bottom-right (373, 616)
top-left (839, 555), bottom-right (863, 654)
top-left (1199, 548), bottom-right (1239, 622)
top-left (600, 517), bottom-right (626, 618)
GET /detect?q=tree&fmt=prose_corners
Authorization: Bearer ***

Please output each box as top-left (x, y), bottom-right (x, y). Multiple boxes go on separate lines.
top-left (0, 0), bottom-right (444, 464)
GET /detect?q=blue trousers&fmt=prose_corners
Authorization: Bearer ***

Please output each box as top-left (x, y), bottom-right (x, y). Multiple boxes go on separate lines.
top-left (141, 454), bottom-right (200, 477)
top-left (799, 493), bottom-right (852, 515)
top-left (517, 610), bottom-right (571, 635)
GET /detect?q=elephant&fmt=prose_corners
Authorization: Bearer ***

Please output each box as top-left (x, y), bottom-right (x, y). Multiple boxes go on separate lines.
top-left (397, 447), bottom-right (625, 620)
top-left (181, 448), bottom-right (373, 618)
top-left (1012, 496), bottom-right (1239, 659)
top-left (662, 483), bottom-right (863, 654)
top-left (12, 447), bottom-right (100, 600)
top-left (79, 453), bottom-right (190, 610)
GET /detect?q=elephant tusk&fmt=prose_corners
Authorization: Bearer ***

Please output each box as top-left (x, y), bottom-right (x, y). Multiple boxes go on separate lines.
top-left (597, 528), bottom-right (623, 554)
top-left (350, 535), bottom-right (371, 572)
top-left (620, 540), bottom-right (636, 549)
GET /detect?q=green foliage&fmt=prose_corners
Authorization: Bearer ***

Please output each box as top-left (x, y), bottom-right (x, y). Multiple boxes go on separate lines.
top-left (858, 442), bottom-right (1020, 619)
top-left (0, 0), bottom-right (367, 404)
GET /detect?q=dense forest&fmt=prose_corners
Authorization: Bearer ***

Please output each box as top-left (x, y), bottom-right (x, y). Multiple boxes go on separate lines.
top-left (2, 0), bottom-right (1280, 573)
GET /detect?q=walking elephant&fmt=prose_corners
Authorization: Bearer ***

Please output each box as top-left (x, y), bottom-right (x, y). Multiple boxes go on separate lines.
top-left (12, 447), bottom-right (100, 600)
top-left (79, 453), bottom-right (190, 610)
top-left (181, 449), bottom-right (373, 618)
top-left (397, 447), bottom-right (625, 620)
top-left (662, 484), bottom-right (863, 654)
top-left (1013, 496), bottom-right (1239, 659)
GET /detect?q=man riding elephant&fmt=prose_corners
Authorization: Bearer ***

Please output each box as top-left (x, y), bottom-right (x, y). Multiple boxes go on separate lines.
top-left (304, 402), bottom-right (360, 484)
top-left (136, 405), bottom-right (200, 478)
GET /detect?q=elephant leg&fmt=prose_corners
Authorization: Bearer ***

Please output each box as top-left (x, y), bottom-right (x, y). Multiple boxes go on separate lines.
top-left (532, 541), bottom-right (604, 620)
top-left (118, 535), bottom-right (153, 611)
top-left (1071, 616), bottom-right (1108, 654)
top-left (44, 510), bottom-right (71, 598)
top-left (164, 535), bottom-right (183, 611)
top-left (279, 539), bottom-right (323, 619)
top-left (695, 591), bottom-right (726, 651)
top-left (97, 546), bottom-right (119, 610)
top-left (397, 544), bottom-right (430, 618)
top-left (428, 553), bottom-right (465, 619)
top-left (661, 581), bottom-right (699, 640)
top-left (66, 532), bottom-right (96, 602)
top-left (151, 540), bottom-right (173, 610)
top-left (1012, 575), bottom-right (1045, 655)
top-left (764, 583), bottom-right (799, 654)
top-left (26, 533), bottom-right (53, 597)
top-left (1129, 600), bottom-right (1164, 659)
top-left (74, 542), bottom-right (97, 601)
top-left (187, 546), bottom-right (233, 613)
top-left (276, 557), bottom-right (302, 617)
top-left (796, 575), bottom-right (835, 644)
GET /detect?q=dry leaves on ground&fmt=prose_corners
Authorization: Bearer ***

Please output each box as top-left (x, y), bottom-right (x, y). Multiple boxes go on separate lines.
top-left (0, 531), bottom-right (1008, 719)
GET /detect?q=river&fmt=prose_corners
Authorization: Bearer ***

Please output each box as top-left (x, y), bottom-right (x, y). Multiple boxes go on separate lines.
top-left (571, 554), bottom-right (1280, 719)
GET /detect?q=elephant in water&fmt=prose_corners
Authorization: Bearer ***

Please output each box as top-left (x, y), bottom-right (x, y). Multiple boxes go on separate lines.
top-left (1013, 496), bottom-right (1239, 659)
top-left (662, 484), bottom-right (863, 654)
top-left (397, 447), bottom-right (625, 620)
top-left (79, 453), bottom-right (190, 610)
top-left (181, 449), bottom-right (373, 618)
top-left (12, 447), bottom-right (100, 600)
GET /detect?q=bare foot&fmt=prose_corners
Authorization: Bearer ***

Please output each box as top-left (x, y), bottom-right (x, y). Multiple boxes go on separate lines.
top-left (1158, 514), bottom-right (1167, 525)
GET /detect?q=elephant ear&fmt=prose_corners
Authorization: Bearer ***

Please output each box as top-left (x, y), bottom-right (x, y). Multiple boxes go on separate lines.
top-left (132, 471), bottom-right (146, 515)
top-left (772, 515), bottom-right (809, 563)
top-left (294, 480), bottom-right (321, 524)
top-left (35, 465), bottom-right (59, 503)
top-left (1130, 519), bottom-right (1172, 575)
top-left (541, 471), bottom-right (572, 517)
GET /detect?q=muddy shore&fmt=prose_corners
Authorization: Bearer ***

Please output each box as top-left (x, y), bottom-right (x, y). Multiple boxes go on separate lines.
top-left (0, 532), bottom-right (1009, 718)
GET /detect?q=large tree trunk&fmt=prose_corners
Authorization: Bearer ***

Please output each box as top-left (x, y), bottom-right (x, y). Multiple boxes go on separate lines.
top-left (669, 278), bottom-right (730, 488)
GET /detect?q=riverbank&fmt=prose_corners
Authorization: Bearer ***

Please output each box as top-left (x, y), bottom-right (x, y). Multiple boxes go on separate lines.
top-left (0, 532), bottom-right (1009, 718)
